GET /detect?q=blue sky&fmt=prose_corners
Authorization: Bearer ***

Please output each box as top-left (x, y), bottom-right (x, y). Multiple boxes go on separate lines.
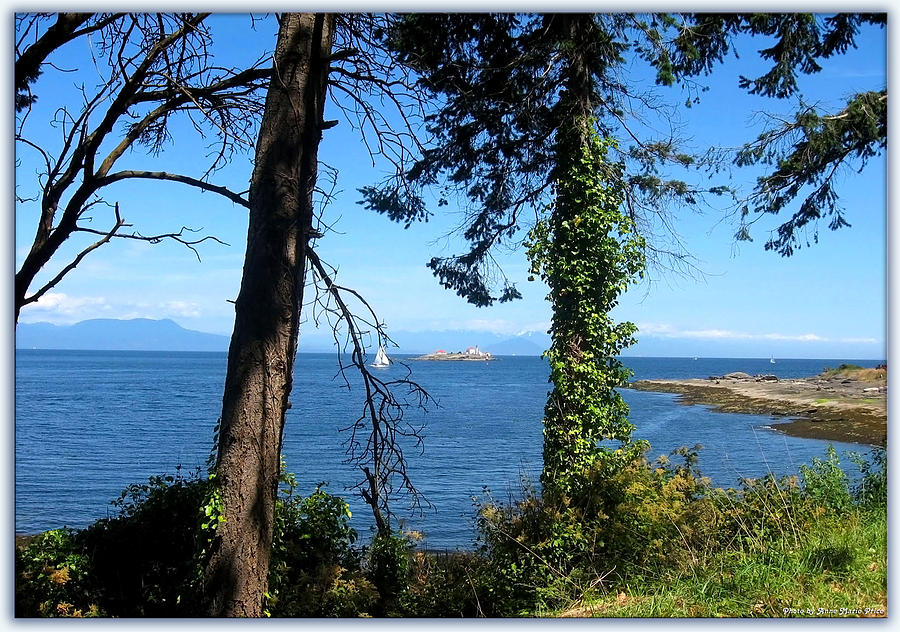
top-left (13, 13), bottom-right (888, 359)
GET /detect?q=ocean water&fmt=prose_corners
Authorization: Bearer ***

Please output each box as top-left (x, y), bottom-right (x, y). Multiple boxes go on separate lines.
top-left (15, 350), bottom-right (882, 549)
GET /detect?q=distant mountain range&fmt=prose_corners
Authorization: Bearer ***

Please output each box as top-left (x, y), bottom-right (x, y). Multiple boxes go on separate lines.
top-left (17, 318), bottom-right (882, 359)
top-left (16, 318), bottom-right (551, 355)
top-left (16, 318), bottom-right (231, 352)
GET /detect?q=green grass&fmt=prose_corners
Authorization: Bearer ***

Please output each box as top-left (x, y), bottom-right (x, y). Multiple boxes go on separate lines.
top-left (452, 446), bottom-right (889, 619)
top-left (555, 506), bottom-right (887, 618)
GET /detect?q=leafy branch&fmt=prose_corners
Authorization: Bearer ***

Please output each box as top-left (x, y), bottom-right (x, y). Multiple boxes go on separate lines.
top-left (734, 90), bottom-right (886, 255)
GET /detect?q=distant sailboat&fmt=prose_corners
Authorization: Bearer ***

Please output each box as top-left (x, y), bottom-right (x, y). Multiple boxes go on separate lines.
top-left (770, 356), bottom-right (776, 364)
top-left (372, 345), bottom-right (390, 368)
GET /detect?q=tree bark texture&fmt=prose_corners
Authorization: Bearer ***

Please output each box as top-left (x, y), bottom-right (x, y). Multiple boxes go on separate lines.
top-left (555, 14), bottom-right (597, 168)
top-left (203, 13), bottom-right (334, 617)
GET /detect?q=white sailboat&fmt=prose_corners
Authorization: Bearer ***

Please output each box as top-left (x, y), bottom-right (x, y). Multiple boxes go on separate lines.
top-left (371, 345), bottom-right (390, 368)
top-left (770, 356), bottom-right (776, 364)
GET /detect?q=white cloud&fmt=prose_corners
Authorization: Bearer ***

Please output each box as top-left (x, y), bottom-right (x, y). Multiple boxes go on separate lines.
top-left (161, 300), bottom-right (202, 318)
top-left (20, 293), bottom-right (109, 321)
top-left (398, 318), bottom-right (550, 336)
top-left (678, 328), bottom-right (746, 340)
top-left (516, 322), bottom-right (551, 336)
top-left (461, 319), bottom-right (515, 334)
top-left (633, 323), bottom-right (676, 335)
top-left (839, 337), bottom-right (880, 344)
top-left (464, 318), bottom-right (551, 335)
top-left (634, 322), bottom-right (862, 344)
top-left (19, 292), bottom-right (206, 325)
top-left (760, 332), bottom-right (824, 342)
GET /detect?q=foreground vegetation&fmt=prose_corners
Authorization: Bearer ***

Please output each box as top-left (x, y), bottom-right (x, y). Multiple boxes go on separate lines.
top-left (15, 446), bottom-right (886, 618)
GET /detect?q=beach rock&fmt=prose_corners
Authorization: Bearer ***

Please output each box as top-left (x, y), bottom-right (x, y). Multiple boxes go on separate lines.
top-left (723, 372), bottom-right (752, 380)
top-left (756, 374), bottom-right (778, 382)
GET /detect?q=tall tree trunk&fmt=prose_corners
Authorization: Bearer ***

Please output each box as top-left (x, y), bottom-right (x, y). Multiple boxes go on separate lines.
top-left (540, 14), bottom-right (632, 497)
top-left (203, 12), bottom-right (334, 617)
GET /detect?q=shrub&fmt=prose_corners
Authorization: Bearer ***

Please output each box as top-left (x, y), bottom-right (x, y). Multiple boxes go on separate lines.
top-left (15, 528), bottom-right (101, 617)
top-left (709, 473), bottom-right (813, 554)
top-left (82, 468), bottom-right (210, 616)
top-left (849, 447), bottom-right (887, 508)
top-left (800, 446), bottom-right (851, 512)
top-left (15, 467), bottom-right (208, 617)
top-left (472, 443), bottom-right (880, 614)
top-left (16, 467), bottom-right (382, 618)
top-left (398, 551), bottom-right (494, 617)
top-left (820, 364), bottom-right (885, 380)
top-left (18, 446), bottom-right (882, 618)
top-left (473, 445), bottom-right (723, 613)
top-left (267, 480), bottom-right (376, 617)
top-left (365, 532), bottom-right (414, 615)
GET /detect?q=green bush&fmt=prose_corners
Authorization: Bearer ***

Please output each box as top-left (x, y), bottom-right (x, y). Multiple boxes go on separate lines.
top-left (15, 528), bottom-right (101, 617)
top-left (398, 551), bottom-right (494, 617)
top-left (15, 467), bottom-right (209, 617)
top-left (823, 363), bottom-right (863, 373)
top-left (473, 446), bottom-right (722, 614)
top-left (709, 474), bottom-right (813, 555)
top-left (800, 446), bottom-right (852, 512)
top-left (267, 480), bottom-right (377, 617)
top-left (16, 446), bottom-right (884, 618)
top-left (82, 468), bottom-right (210, 615)
top-left (364, 532), bottom-right (414, 615)
top-left (849, 447), bottom-right (887, 508)
top-left (16, 467), bottom-right (382, 618)
top-left (470, 445), bottom-right (885, 615)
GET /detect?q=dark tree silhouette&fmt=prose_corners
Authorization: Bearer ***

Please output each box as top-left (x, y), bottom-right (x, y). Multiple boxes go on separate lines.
top-left (14, 13), bottom-right (272, 324)
top-left (364, 12), bottom-right (885, 305)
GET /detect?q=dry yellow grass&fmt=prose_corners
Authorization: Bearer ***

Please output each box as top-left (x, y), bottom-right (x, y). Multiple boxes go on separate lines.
top-left (820, 365), bottom-right (886, 382)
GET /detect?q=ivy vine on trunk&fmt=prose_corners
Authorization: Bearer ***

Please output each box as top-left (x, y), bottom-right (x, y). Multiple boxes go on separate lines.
top-left (526, 127), bottom-right (646, 502)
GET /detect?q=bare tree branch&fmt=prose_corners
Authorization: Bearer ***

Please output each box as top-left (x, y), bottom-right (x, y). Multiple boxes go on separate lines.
top-left (22, 202), bottom-right (126, 307)
top-left (97, 170), bottom-right (250, 208)
top-left (307, 246), bottom-right (435, 534)
top-left (15, 13), bottom-right (271, 323)
top-left (77, 222), bottom-right (229, 261)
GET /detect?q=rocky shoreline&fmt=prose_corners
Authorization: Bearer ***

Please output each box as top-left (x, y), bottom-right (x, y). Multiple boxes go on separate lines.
top-left (629, 369), bottom-right (886, 446)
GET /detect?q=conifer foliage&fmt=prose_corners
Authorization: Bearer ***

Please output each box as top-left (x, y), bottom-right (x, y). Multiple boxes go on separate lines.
top-left (367, 13), bottom-right (885, 304)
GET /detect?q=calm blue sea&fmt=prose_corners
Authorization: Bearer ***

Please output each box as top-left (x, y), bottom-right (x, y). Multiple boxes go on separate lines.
top-left (15, 351), bottom-right (883, 549)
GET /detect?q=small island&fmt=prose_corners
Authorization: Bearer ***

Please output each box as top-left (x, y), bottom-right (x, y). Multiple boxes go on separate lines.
top-left (629, 364), bottom-right (886, 446)
top-left (412, 346), bottom-right (495, 361)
